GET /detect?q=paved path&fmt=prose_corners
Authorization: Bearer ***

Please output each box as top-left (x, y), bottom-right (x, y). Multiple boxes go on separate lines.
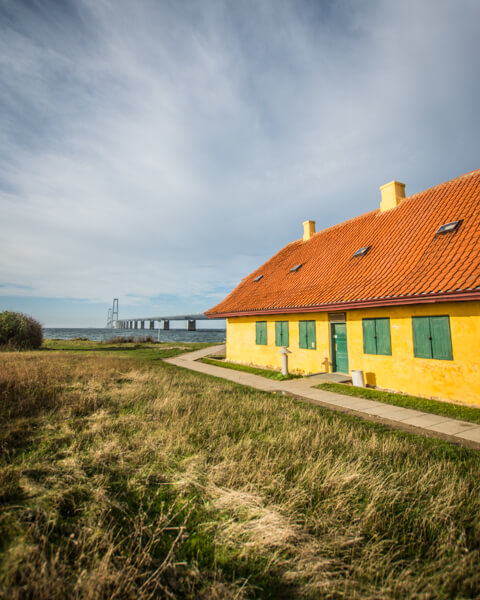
top-left (165, 345), bottom-right (480, 450)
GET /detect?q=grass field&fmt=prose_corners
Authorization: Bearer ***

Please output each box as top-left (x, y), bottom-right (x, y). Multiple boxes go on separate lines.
top-left (1, 340), bottom-right (480, 599)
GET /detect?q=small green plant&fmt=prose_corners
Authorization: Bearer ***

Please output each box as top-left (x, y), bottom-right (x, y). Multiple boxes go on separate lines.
top-left (0, 311), bottom-right (43, 350)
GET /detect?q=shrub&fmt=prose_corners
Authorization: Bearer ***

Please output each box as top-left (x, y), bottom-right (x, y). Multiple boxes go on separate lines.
top-left (105, 336), bottom-right (137, 344)
top-left (0, 311), bottom-right (43, 350)
top-left (105, 335), bottom-right (157, 344)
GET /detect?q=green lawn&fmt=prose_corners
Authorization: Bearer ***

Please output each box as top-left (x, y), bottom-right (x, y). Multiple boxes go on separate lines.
top-left (1, 339), bottom-right (480, 599)
top-left (200, 357), bottom-right (301, 380)
top-left (316, 382), bottom-right (480, 424)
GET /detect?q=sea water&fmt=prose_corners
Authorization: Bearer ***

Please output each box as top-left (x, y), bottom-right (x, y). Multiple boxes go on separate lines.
top-left (43, 328), bottom-right (226, 343)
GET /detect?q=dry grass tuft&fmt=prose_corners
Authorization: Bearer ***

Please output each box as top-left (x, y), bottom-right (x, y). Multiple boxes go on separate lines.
top-left (212, 486), bottom-right (300, 548)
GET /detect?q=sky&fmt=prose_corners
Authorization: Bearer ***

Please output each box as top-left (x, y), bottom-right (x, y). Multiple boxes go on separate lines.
top-left (1, 0), bottom-right (479, 327)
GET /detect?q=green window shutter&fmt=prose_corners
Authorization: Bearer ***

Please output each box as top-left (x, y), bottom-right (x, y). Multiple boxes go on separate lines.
top-left (363, 319), bottom-right (377, 354)
top-left (430, 316), bottom-right (453, 360)
top-left (275, 321), bottom-right (288, 346)
top-left (412, 317), bottom-right (432, 358)
top-left (256, 321), bottom-right (267, 345)
top-left (299, 321), bottom-right (307, 349)
top-left (275, 321), bottom-right (281, 346)
top-left (307, 320), bottom-right (316, 349)
top-left (276, 321), bottom-right (289, 347)
top-left (375, 318), bottom-right (391, 355)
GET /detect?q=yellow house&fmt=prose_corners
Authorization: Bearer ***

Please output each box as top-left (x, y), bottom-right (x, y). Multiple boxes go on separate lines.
top-left (206, 169), bottom-right (480, 406)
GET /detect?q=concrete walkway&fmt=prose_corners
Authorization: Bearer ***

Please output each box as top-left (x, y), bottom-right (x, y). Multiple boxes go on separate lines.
top-left (165, 345), bottom-right (480, 450)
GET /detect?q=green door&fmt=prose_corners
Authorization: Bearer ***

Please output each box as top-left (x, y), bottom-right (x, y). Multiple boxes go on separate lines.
top-left (331, 323), bottom-right (349, 373)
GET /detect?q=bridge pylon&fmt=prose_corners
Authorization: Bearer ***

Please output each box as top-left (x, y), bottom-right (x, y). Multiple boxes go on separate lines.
top-left (106, 298), bottom-right (119, 328)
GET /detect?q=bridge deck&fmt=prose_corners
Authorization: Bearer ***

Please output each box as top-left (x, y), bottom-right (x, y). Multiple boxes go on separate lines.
top-left (114, 313), bottom-right (214, 330)
top-left (124, 313), bottom-right (209, 321)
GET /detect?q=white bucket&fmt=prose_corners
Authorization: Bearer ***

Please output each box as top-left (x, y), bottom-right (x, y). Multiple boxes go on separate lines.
top-left (351, 370), bottom-right (365, 388)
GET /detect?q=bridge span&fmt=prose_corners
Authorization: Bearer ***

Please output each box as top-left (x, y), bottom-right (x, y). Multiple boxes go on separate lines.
top-left (115, 313), bottom-right (209, 331)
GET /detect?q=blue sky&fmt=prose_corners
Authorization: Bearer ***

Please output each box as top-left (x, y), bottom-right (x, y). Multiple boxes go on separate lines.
top-left (1, 0), bottom-right (479, 327)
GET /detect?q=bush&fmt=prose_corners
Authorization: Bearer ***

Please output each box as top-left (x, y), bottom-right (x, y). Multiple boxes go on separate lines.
top-left (105, 336), bottom-right (137, 344)
top-left (0, 311), bottom-right (43, 350)
top-left (105, 335), bottom-right (157, 344)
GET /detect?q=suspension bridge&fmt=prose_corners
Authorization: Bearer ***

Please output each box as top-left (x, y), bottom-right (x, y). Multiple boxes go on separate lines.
top-left (106, 298), bottom-right (209, 331)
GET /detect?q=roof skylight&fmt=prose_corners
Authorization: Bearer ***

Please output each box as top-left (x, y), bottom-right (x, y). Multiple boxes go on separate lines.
top-left (290, 264), bottom-right (303, 272)
top-left (436, 220), bottom-right (462, 235)
top-left (353, 246), bottom-right (371, 257)
top-left (253, 275), bottom-right (263, 282)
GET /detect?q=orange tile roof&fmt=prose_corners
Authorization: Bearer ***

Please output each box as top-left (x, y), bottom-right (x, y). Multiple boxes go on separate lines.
top-left (207, 169), bottom-right (480, 317)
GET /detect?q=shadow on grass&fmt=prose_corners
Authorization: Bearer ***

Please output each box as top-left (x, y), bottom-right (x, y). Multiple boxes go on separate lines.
top-left (1, 422), bottom-right (42, 460)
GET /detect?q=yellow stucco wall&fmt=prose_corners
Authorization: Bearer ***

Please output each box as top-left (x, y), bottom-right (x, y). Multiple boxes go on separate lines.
top-left (226, 314), bottom-right (331, 375)
top-left (226, 301), bottom-right (480, 406)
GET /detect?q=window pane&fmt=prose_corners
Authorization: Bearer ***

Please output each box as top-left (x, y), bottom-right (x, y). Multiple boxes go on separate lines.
top-left (375, 318), bottom-right (392, 355)
top-left (412, 317), bottom-right (432, 358)
top-left (281, 321), bottom-right (289, 347)
top-left (430, 316), bottom-right (453, 360)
